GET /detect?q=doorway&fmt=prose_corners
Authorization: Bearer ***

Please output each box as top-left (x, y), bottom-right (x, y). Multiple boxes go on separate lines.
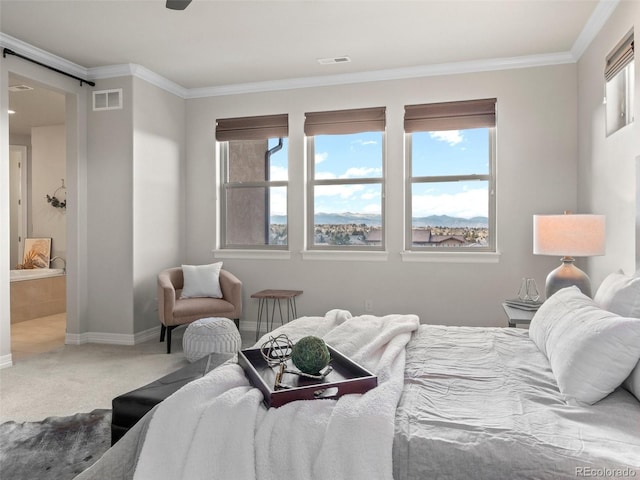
top-left (8, 73), bottom-right (67, 360)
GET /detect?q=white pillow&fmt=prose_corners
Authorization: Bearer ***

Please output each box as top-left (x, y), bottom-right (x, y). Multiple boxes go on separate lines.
top-left (593, 270), bottom-right (640, 318)
top-left (625, 364), bottom-right (640, 401)
top-left (180, 262), bottom-right (223, 299)
top-left (529, 286), bottom-right (640, 405)
top-left (593, 270), bottom-right (640, 401)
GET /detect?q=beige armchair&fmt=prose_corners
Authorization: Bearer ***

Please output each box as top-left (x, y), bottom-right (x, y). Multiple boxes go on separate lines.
top-left (157, 267), bottom-right (242, 354)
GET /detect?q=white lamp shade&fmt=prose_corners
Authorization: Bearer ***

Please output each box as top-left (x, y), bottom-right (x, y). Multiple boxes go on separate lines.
top-left (533, 214), bottom-right (605, 257)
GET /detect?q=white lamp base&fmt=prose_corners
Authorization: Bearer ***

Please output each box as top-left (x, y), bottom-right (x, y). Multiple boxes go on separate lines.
top-left (545, 257), bottom-right (592, 299)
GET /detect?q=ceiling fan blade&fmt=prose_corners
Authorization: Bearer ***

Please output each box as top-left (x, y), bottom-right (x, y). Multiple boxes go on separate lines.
top-left (166, 0), bottom-right (192, 10)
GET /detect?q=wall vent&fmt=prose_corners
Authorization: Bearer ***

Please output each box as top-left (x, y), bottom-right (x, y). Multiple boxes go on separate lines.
top-left (318, 56), bottom-right (351, 65)
top-left (93, 88), bottom-right (123, 111)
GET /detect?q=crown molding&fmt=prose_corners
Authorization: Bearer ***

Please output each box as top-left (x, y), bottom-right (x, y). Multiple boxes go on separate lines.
top-left (571, 0), bottom-right (620, 60)
top-left (88, 63), bottom-right (188, 98)
top-left (0, 0), bottom-right (618, 99)
top-left (186, 51), bottom-right (576, 98)
top-left (0, 32), bottom-right (88, 79)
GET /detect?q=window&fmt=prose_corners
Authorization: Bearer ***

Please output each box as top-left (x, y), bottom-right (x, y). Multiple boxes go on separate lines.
top-left (605, 29), bottom-right (634, 136)
top-left (305, 107), bottom-right (386, 250)
top-left (405, 99), bottom-right (496, 251)
top-left (217, 114), bottom-right (288, 248)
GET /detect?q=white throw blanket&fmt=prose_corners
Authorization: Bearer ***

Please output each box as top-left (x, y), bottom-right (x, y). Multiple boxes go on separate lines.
top-left (134, 310), bottom-right (419, 480)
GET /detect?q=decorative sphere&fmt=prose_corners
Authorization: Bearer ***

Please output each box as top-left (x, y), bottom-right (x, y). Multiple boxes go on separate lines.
top-left (291, 336), bottom-right (330, 375)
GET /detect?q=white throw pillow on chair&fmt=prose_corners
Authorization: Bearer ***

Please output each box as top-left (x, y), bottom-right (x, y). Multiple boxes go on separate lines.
top-left (180, 262), bottom-right (223, 299)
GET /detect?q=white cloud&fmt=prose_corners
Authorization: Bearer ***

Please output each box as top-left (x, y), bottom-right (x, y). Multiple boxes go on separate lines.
top-left (340, 167), bottom-right (382, 178)
top-left (315, 152), bottom-right (328, 164)
top-left (361, 191), bottom-right (378, 200)
top-left (430, 130), bottom-right (463, 146)
top-left (362, 203), bottom-right (382, 214)
top-left (269, 188), bottom-right (287, 216)
top-left (412, 187), bottom-right (488, 218)
top-left (351, 139), bottom-right (377, 147)
top-left (269, 165), bottom-right (288, 181)
top-left (315, 183), bottom-right (365, 200)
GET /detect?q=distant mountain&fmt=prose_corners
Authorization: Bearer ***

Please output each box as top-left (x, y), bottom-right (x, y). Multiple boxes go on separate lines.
top-left (271, 213), bottom-right (488, 228)
top-left (412, 215), bottom-right (488, 228)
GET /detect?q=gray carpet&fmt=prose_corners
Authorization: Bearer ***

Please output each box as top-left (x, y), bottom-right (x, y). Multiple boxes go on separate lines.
top-left (0, 409), bottom-right (111, 480)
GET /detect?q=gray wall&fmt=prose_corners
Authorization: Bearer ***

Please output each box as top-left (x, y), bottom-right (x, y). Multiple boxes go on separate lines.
top-left (87, 77), bottom-right (135, 335)
top-left (31, 124), bottom-right (66, 259)
top-left (185, 64), bottom-right (578, 329)
top-left (132, 76), bottom-right (185, 334)
top-left (577, 0), bottom-right (640, 285)
top-left (86, 76), bottom-right (186, 338)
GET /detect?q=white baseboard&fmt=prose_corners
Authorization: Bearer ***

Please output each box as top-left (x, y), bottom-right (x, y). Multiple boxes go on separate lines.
top-left (0, 353), bottom-right (13, 369)
top-left (65, 325), bottom-right (162, 346)
top-left (62, 322), bottom-right (265, 347)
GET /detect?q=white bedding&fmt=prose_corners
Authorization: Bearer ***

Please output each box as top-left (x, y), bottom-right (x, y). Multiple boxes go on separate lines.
top-left (134, 310), bottom-right (419, 480)
top-left (76, 318), bottom-right (640, 480)
top-left (392, 325), bottom-right (640, 479)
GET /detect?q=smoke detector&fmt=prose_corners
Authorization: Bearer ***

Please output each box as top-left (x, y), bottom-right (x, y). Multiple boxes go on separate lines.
top-left (9, 84), bottom-right (34, 92)
top-left (317, 56), bottom-right (351, 65)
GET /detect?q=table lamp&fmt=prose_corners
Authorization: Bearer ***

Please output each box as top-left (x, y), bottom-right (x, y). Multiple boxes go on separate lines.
top-left (533, 212), bottom-right (605, 299)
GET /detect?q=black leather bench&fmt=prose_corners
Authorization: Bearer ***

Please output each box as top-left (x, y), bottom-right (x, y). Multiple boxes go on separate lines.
top-left (111, 353), bottom-right (233, 445)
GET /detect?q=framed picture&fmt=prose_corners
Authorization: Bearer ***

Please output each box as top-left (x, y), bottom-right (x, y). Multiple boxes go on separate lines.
top-left (22, 238), bottom-right (52, 269)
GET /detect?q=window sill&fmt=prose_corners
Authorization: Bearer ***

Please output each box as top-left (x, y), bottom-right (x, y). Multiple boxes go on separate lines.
top-left (212, 249), bottom-right (291, 260)
top-left (301, 250), bottom-right (389, 262)
top-left (400, 250), bottom-right (501, 263)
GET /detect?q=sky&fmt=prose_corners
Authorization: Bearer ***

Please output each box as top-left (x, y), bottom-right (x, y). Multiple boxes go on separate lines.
top-left (267, 128), bottom-right (490, 220)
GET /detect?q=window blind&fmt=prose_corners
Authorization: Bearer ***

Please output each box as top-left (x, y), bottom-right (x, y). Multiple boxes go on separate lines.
top-left (605, 30), bottom-right (634, 82)
top-left (216, 114), bottom-right (288, 141)
top-left (404, 98), bottom-right (496, 132)
top-left (304, 107), bottom-right (386, 136)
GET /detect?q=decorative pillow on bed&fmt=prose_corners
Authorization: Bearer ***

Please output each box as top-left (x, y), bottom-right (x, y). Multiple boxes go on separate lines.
top-left (180, 262), bottom-right (223, 299)
top-left (529, 286), bottom-right (640, 405)
top-left (593, 270), bottom-right (640, 402)
top-left (594, 270), bottom-right (640, 318)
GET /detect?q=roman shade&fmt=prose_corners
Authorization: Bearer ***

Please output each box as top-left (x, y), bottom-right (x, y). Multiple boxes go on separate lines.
top-left (404, 98), bottom-right (496, 132)
top-left (216, 114), bottom-right (288, 141)
top-left (304, 107), bottom-right (386, 136)
top-left (605, 30), bottom-right (634, 81)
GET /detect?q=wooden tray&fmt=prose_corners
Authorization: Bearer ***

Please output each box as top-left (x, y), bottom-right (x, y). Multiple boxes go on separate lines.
top-left (238, 345), bottom-right (377, 408)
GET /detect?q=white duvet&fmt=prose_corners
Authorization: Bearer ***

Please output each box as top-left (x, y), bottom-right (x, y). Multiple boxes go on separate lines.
top-left (392, 325), bottom-right (640, 479)
top-left (134, 310), bottom-right (419, 480)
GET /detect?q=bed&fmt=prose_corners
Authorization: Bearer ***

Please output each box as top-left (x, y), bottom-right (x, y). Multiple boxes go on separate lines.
top-left (75, 275), bottom-right (640, 480)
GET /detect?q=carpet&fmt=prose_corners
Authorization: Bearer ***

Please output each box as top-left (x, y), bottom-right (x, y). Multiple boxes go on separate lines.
top-left (0, 409), bottom-right (111, 480)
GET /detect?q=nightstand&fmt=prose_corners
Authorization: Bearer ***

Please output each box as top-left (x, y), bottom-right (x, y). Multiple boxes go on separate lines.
top-left (501, 302), bottom-right (537, 328)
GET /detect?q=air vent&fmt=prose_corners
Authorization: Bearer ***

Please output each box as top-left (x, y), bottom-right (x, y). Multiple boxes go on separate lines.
top-left (93, 88), bottom-right (123, 111)
top-left (318, 56), bottom-right (351, 65)
top-left (8, 85), bottom-right (34, 92)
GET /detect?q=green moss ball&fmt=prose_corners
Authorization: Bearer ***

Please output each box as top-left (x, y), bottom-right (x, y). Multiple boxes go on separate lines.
top-left (291, 336), bottom-right (330, 375)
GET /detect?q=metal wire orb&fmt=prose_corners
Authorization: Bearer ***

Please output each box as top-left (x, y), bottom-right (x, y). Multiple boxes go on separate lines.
top-left (260, 333), bottom-right (293, 367)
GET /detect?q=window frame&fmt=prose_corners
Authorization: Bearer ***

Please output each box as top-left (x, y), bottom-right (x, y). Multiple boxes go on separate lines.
top-left (220, 138), bottom-right (289, 250)
top-left (306, 133), bottom-right (386, 251)
top-left (404, 126), bottom-right (496, 253)
top-left (605, 29), bottom-right (634, 136)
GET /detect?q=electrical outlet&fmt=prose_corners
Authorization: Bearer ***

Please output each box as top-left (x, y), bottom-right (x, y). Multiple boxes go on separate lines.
top-left (364, 299), bottom-right (373, 312)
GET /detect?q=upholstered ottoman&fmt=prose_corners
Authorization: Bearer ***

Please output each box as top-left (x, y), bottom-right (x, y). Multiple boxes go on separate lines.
top-left (182, 317), bottom-right (241, 362)
top-left (111, 352), bottom-right (232, 445)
